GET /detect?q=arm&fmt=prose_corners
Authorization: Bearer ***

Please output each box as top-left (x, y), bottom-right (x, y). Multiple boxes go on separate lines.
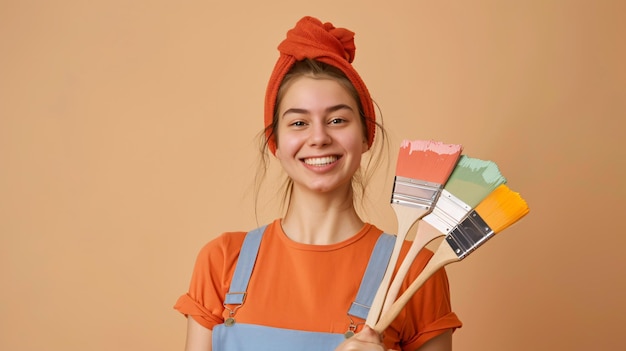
top-left (415, 329), bottom-right (452, 351)
top-left (184, 316), bottom-right (212, 351)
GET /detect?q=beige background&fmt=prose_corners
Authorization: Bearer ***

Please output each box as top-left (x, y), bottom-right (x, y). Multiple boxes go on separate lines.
top-left (1, 0), bottom-right (625, 350)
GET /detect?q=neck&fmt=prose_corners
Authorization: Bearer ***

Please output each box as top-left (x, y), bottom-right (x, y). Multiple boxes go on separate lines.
top-left (281, 184), bottom-right (365, 245)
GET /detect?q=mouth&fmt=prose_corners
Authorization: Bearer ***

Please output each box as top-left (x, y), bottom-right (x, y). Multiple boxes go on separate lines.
top-left (302, 155), bottom-right (340, 166)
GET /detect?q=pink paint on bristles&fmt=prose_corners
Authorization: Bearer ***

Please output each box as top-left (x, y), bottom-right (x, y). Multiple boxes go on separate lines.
top-left (395, 140), bottom-right (463, 183)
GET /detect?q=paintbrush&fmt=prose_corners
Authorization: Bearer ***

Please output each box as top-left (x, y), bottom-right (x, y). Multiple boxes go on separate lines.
top-left (365, 139), bottom-right (463, 327)
top-left (373, 184), bottom-right (530, 333)
top-left (379, 155), bottom-right (507, 316)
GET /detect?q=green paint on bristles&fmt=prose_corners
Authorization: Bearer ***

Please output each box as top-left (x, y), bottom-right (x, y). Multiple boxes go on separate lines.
top-left (443, 155), bottom-right (507, 207)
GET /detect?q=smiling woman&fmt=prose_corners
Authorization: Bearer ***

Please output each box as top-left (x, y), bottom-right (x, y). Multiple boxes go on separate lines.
top-left (174, 16), bottom-right (462, 351)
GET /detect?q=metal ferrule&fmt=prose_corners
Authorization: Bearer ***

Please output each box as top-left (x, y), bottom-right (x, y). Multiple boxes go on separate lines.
top-left (391, 176), bottom-right (443, 210)
top-left (445, 210), bottom-right (494, 259)
top-left (423, 190), bottom-right (472, 234)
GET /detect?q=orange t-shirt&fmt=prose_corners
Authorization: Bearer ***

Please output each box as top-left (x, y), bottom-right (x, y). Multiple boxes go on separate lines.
top-left (174, 219), bottom-right (462, 350)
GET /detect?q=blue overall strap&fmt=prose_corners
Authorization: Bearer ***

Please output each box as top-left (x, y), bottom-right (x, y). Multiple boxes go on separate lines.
top-left (224, 225), bottom-right (267, 305)
top-left (348, 233), bottom-right (396, 320)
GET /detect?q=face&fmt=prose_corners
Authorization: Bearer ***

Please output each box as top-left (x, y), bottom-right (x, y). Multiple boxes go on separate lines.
top-left (275, 76), bottom-right (369, 194)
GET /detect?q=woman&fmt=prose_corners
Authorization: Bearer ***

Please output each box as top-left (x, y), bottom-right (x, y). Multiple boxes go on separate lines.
top-left (174, 16), bottom-right (462, 351)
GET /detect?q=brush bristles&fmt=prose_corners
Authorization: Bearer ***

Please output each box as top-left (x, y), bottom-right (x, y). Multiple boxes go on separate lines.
top-left (444, 155), bottom-right (507, 208)
top-left (395, 140), bottom-right (463, 184)
top-left (474, 184), bottom-right (530, 233)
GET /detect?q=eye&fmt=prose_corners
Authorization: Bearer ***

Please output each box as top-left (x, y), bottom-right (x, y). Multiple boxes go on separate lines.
top-left (329, 118), bottom-right (346, 125)
top-left (289, 120), bottom-right (307, 127)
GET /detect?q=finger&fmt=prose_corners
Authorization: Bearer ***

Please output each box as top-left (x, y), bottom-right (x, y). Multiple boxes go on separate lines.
top-left (354, 325), bottom-right (383, 342)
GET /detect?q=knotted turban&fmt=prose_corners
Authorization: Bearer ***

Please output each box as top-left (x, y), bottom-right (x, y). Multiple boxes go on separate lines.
top-left (264, 16), bottom-right (376, 154)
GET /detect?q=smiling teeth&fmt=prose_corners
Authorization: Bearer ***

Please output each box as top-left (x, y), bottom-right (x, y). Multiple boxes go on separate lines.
top-left (304, 156), bottom-right (338, 166)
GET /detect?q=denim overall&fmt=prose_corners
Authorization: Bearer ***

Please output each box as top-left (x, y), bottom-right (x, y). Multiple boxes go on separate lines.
top-left (212, 225), bottom-right (395, 351)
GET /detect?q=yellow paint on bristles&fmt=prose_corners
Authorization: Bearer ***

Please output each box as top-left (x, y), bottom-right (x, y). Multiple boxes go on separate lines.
top-left (474, 184), bottom-right (530, 233)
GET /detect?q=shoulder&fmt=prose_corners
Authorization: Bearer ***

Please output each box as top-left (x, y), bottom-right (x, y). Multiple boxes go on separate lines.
top-left (194, 225), bottom-right (270, 270)
top-left (363, 223), bottom-right (386, 241)
top-left (195, 220), bottom-right (280, 262)
top-left (197, 230), bottom-right (247, 258)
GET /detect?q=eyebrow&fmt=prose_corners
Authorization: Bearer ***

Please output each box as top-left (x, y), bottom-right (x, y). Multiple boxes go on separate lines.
top-left (282, 104), bottom-right (355, 118)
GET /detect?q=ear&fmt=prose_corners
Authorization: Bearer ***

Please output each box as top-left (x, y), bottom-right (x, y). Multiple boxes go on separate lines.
top-left (361, 138), bottom-right (369, 154)
top-left (275, 146), bottom-right (283, 160)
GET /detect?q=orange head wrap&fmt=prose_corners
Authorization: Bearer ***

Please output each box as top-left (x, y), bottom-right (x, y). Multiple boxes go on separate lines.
top-left (264, 16), bottom-right (376, 154)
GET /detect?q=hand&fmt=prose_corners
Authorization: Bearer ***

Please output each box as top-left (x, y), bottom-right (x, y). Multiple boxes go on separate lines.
top-left (334, 325), bottom-right (390, 351)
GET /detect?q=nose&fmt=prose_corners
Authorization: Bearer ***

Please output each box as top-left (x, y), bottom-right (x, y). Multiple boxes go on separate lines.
top-left (308, 122), bottom-right (332, 147)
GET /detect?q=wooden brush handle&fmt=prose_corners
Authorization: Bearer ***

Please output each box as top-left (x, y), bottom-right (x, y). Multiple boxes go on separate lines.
top-left (365, 204), bottom-right (427, 327)
top-left (373, 240), bottom-right (459, 333)
top-left (380, 220), bottom-right (445, 317)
